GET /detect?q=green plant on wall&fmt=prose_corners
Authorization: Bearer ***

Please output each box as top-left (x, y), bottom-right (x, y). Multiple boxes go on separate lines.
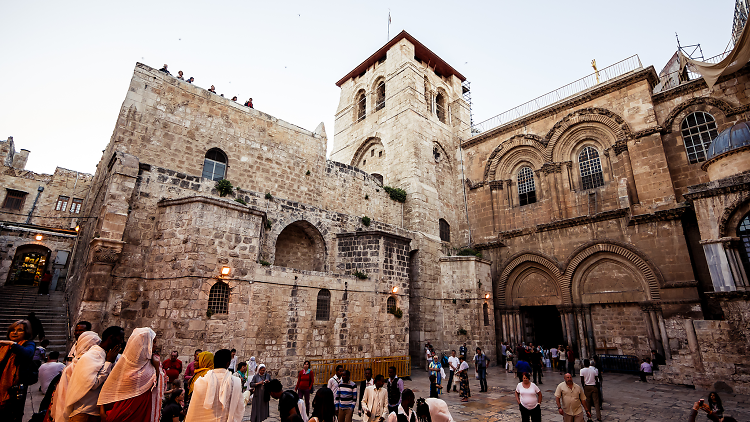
top-left (361, 216), bottom-right (371, 226)
top-left (259, 259), bottom-right (271, 266)
top-left (206, 307), bottom-right (215, 318)
top-left (457, 248), bottom-right (482, 258)
top-left (457, 327), bottom-right (468, 335)
top-left (234, 197), bottom-right (247, 205)
top-left (353, 270), bottom-right (368, 279)
top-left (265, 192), bottom-right (273, 200)
top-left (390, 307), bottom-right (403, 318)
top-left (383, 186), bottom-right (407, 203)
top-left (215, 179), bottom-right (233, 197)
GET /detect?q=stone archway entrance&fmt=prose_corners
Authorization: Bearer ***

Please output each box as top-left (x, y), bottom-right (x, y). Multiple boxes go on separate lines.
top-left (7, 244), bottom-right (51, 286)
top-left (520, 305), bottom-right (565, 348)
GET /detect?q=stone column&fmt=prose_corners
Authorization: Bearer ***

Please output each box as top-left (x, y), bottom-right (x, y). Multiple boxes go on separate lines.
top-left (584, 305), bottom-right (596, 358)
top-left (684, 319), bottom-right (704, 373)
top-left (558, 306), bottom-right (569, 346)
top-left (656, 310), bottom-right (671, 360)
top-left (490, 181), bottom-right (502, 234)
top-left (640, 303), bottom-right (659, 352)
top-left (574, 307), bottom-right (588, 360)
top-left (614, 141), bottom-right (640, 204)
top-left (726, 239), bottom-right (749, 289)
top-left (566, 310), bottom-right (577, 352)
top-left (649, 309), bottom-right (665, 357)
top-left (515, 311), bottom-right (523, 344)
top-left (80, 239), bottom-right (124, 332)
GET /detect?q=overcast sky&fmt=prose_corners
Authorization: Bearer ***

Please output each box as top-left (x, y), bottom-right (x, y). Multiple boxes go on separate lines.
top-left (0, 0), bottom-right (735, 175)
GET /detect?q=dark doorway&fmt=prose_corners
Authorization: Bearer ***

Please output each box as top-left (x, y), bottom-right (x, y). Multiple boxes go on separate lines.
top-left (520, 305), bottom-right (565, 348)
top-left (7, 244), bottom-right (51, 286)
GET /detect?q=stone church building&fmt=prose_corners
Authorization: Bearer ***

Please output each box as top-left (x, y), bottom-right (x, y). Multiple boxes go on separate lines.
top-left (62, 23), bottom-right (750, 391)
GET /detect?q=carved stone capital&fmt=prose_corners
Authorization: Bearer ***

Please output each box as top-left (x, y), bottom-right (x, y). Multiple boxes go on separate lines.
top-left (89, 238), bottom-right (124, 265)
top-left (489, 180), bottom-right (504, 191)
top-left (613, 139), bottom-right (629, 155)
top-left (539, 162), bottom-right (563, 175)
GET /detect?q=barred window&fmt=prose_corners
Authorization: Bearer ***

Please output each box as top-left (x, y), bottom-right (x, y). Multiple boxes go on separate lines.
top-left (579, 146), bottom-right (604, 190)
top-left (202, 148), bottom-right (228, 181)
top-left (316, 289), bottom-right (331, 321)
top-left (439, 218), bottom-right (450, 242)
top-left (483, 303), bottom-right (490, 326)
top-left (207, 282), bottom-right (229, 315)
top-left (436, 93), bottom-right (446, 123)
top-left (681, 112), bottom-right (719, 164)
top-left (739, 213), bottom-right (750, 280)
top-left (3, 190), bottom-right (27, 211)
top-left (70, 198), bottom-right (83, 214)
top-left (387, 296), bottom-right (396, 313)
top-left (375, 81), bottom-right (385, 111)
top-left (355, 90), bottom-right (366, 122)
top-left (517, 167), bottom-right (536, 206)
top-left (55, 196), bottom-right (70, 212)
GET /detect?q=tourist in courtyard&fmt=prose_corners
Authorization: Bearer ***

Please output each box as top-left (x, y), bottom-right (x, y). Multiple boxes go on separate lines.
top-left (555, 373), bottom-right (591, 422)
top-left (296, 360), bottom-right (315, 413)
top-left (336, 370), bottom-right (357, 422)
top-left (425, 344), bottom-right (432, 372)
top-left (515, 372), bottom-right (542, 422)
top-left (386, 388), bottom-right (415, 422)
top-left (65, 326), bottom-right (124, 422)
top-left (639, 357), bottom-right (652, 382)
top-left (428, 355), bottom-right (442, 392)
top-left (245, 356), bottom-right (258, 391)
top-left (429, 374), bottom-right (439, 398)
top-left (34, 338), bottom-right (50, 368)
top-left (558, 346), bottom-right (566, 374)
top-left (580, 359), bottom-right (601, 421)
top-left (39, 351), bottom-right (65, 394)
top-left (327, 365), bottom-right (343, 404)
top-left (505, 347), bottom-right (514, 373)
top-left (550, 346), bottom-right (558, 371)
top-left (308, 388), bottom-right (335, 422)
top-left (228, 349), bottom-right (238, 373)
top-left (387, 366), bottom-right (404, 414)
top-left (358, 367), bottom-right (374, 416)
top-left (447, 350), bottom-right (459, 392)
top-left (164, 350), bottom-right (183, 383)
top-left (249, 363), bottom-right (271, 422)
top-left (474, 347), bottom-right (487, 392)
top-left (267, 379), bottom-right (308, 422)
top-left (188, 351), bottom-right (214, 397)
top-left (515, 358), bottom-right (532, 384)
top-left (184, 349), bottom-right (244, 422)
top-left (53, 330), bottom-right (100, 421)
top-left (235, 362), bottom-right (248, 392)
top-left (278, 390), bottom-right (304, 422)
top-left (707, 392), bottom-right (724, 419)
top-left (361, 374), bottom-right (387, 422)
top-left (687, 400), bottom-right (734, 422)
top-left (38, 270), bottom-right (52, 295)
top-left (566, 347), bottom-right (576, 375)
top-left (459, 343), bottom-right (467, 359)
top-left (530, 346), bottom-right (543, 385)
top-left (67, 321), bottom-right (92, 362)
top-left (161, 388), bottom-right (185, 422)
top-left (0, 319), bottom-right (36, 422)
top-left (184, 349), bottom-right (201, 387)
top-left (415, 397), bottom-right (453, 422)
top-left (592, 355), bottom-right (603, 402)
top-left (456, 355), bottom-right (470, 402)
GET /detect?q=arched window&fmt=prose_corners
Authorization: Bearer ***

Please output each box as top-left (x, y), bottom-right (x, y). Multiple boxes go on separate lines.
top-left (439, 218), bottom-right (450, 242)
top-left (681, 111), bottom-right (719, 164)
top-left (387, 296), bottom-right (396, 314)
top-left (355, 90), bottom-right (366, 122)
top-left (202, 148), bottom-right (227, 181)
top-left (517, 167), bottom-right (536, 206)
top-left (316, 289), bottom-right (331, 321)
top-left (435, 93), bottom-right (446, 123)
top-left (739, 213), bottom-right (750, 279)
top-left (483, 303), bottom-right (490, 326)
top-left (375, 81), bottom-right (385, 111)
top-left (579, 146), bottom-right (604, 190)
top-left (208, 282), bottom-right (229, 315)
top-left (424, 76), bottom-right (432, 114)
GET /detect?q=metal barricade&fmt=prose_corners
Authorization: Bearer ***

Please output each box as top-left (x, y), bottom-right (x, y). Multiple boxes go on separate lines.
top-left (309, 355), bottom-right (411, 385)
top-left (597, 354), bottom-right (640, 374)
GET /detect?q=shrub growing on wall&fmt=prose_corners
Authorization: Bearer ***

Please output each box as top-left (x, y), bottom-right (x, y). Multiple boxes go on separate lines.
top-left (383, 186), bottom-right (407, 203)
top-left (216, 179), bottom-right (233, 197)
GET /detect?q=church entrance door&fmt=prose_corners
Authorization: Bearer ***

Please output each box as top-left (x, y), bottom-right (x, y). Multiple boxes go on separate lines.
top-left (520, 305), bottom-right (565, 348)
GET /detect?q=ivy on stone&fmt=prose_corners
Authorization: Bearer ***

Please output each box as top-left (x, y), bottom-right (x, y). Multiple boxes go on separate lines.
top-left (383, 186), bottom-right (406, 203)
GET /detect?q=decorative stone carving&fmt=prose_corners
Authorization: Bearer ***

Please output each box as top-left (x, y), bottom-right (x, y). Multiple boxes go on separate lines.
top-left (613, 139), bottom-right (629, 155)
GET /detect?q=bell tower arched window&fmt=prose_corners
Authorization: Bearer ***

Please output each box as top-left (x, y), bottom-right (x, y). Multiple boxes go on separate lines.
top-left (439, 219), bottom-right (450, 242)
top-left (517, 167), bottom-right (536, 206)
top-left (375, 81), bottom-right (385, 111)
top-left (579, 146), bottom-right (604, 190)
top-left (355, 90), bottom-right (366, 122)
top-left (435, 92), bottom-right (446, 123)
top-left (316, 289), bottom-right (331, 321)
top-left (681, 112), bottom-right (718, 164)
top-left (202, 148), bottom-right (228, 181)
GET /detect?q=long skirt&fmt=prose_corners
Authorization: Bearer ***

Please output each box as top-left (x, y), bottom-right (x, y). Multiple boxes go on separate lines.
top-left (459, 371), bottom-right (470, 399)
top-left (104, 389), bottom-right (152, 422)
top-left (250, 385), bottom-right (269, 422)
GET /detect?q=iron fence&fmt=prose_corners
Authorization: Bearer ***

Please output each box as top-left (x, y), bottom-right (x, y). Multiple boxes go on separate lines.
top-left (653, 52), bottom-right (730, 94)
top-left (308, 355), bottom-right (411, 385)
top-left (597, 354), bottom-right (640, 374)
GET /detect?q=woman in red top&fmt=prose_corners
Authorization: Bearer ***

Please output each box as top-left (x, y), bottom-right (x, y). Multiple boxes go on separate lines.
top-left (295, 361), bottom-right (314, 415)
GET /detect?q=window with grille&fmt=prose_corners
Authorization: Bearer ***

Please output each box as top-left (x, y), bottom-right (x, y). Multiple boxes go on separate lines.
top-left (681, 112), bottom-right (719, 164)
top-left (207, 282), bottom-right (229, 315)
top-left (483, 303), bottom-right (490, 326)
top-left (2, 190), bottom-right (27, 211)
top-left (579, 146), bottom-right (604, 190)
top-left (375, 81), bottom-right (385, 111)
top-left (387, 296), bottom-right (396, 314)
top-left (70, 198), bottom-right (83, 214)
top-left (202, 148), bottom-right (228, 181)
top-left (439, 218), bottom-right (450, 242)
top-left (316, 289), bottom-right (331, 321)
top-left (55, 196), bottom-right (70, 212)
top-left (739, 213), bottom-right (750, 280)
top-left (517, 167), bottom-right (536, 206)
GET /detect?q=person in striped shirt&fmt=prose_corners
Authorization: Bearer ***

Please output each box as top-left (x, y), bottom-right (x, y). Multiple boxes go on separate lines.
top-left (336, 370), bottom-right (358, 422)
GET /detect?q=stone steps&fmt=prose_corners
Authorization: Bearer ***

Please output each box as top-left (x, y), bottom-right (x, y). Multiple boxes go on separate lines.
top-left (0, 286), bottom-right (69, 353)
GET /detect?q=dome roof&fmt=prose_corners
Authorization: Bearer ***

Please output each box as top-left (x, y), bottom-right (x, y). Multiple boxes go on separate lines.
top-left (706, 120), bottom-right (750, 160)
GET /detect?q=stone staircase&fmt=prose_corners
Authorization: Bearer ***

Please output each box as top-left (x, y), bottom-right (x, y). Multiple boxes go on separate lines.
top-left (0, 285), bottom-right (68, 353)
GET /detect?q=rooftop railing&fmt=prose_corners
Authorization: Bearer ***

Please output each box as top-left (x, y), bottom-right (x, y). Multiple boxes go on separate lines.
top-left (470, 55), bottom-right (643, 135)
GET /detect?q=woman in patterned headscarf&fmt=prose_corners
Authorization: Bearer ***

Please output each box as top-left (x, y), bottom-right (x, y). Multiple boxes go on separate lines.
top-left (188, 351), bottom-right (215, 396)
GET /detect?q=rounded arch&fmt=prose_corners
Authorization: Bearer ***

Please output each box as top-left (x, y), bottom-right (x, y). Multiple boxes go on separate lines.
top-left (432, 141), bottom-right (451, 167)
top-left (202, 147), bottom-right (228, 181)
top-left (483, 134), bottom-right (547, 182)
top-left (544, 108), bottom-right (631, 161)
top-left (491, 146), bottom-right (545, 183)
top-left (273, 220), bottom-right (327, 272)
top-left (551, 122), bottom-right (618, 163)
top-left (663, 97), bottom-right (733, 134)
top-left (354, 88), bottom-right (367, 122)
top-left (6, 244), bottom-right (51, 285)
top-left (372, 76), bottom-right (386, 111)
top-left (351, 137), bottom-right (386, 179)
top-left (720, 192), bottom-right (750, 237)
top-left (497, 252), bottom-right (562, 306)
top-left (561, 242), bottom-right (662, 303)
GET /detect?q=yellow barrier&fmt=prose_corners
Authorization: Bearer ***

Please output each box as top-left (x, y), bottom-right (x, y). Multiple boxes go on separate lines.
top-left (308, 356), bottom-right (411, 385)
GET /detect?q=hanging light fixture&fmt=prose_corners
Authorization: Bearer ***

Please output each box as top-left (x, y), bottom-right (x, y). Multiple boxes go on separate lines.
top-left (35, 234), bottom-right (43, 241)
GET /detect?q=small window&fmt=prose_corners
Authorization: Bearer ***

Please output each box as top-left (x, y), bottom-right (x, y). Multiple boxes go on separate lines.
top-left (202, 148), bottom-right (228, 181)
top-left (70, 198), bottom-right (83, 214)
top-left (435, 93), bottom-right (446, 123)
top-left (316, 289), bottom-right (331, 321)
top-left (517, 167), bottom-right (536, 206)
top-left (387, 296), bottom-right (396, 314)
top-left (207, 282), bottom-right (229, 315)
top-left (3, 190), bottom-right (27, 211)
top-left (579, 146), bottom-right (604, 190)
top-left (371, 149), bottom-right (375, 157)
top-left (379, 151), bottom-right (383, 157)
top-left (439, 218), bottom-right (450, 242)
top-left (483, 303), bottom-right (490, 326)
top-left (375, 81), bottom-right (385, 111)
top-left (681, 111), bottom-right (719, 164)
top-left (55, 196), bottom-right (70, 212)
top-left (355, 90), bottom-right (366, 122)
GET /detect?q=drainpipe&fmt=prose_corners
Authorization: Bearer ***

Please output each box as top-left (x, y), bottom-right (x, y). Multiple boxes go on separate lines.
top-left (26, 186), bottom-right (44, 224)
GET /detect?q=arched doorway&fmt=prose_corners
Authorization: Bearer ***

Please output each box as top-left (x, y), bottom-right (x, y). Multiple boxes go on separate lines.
top-left (7, 244), bottom-right (51, 286)
top-left (274, 221), bottom-right (326, 272)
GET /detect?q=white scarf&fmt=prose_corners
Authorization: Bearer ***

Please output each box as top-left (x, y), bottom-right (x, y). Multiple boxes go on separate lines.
top-left (199, 369), bottom-right (243, 422)
top-left (52, 331), bottom-right (101, 422)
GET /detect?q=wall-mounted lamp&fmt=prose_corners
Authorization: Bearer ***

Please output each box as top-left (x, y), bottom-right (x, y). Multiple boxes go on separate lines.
top-left (35, 234), bottom-right (43, 241)
top-left (485, 293), bottom-right (491, 300)
top-left (75, 225), bottom-right (80, 233)
top-left (221, 266), bottom-right (231, 276)
top-left (392, 286), bottom-right (399, 294)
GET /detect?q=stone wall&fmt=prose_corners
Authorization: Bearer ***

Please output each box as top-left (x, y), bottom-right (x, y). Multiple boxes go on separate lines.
top-left (590, 304), bottom-right (651, 357)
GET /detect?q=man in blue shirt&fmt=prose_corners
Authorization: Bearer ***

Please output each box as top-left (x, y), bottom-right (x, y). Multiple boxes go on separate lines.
top-left (337, 370), bottom-right (358, 422)
top-left (516, 358), bottom-right (532, 383)
top-left (474, 347), bottom-right (488, 392)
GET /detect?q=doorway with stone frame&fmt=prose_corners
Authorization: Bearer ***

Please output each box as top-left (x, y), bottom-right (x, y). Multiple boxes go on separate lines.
top-left (520, 305), bottom-right (565, 348)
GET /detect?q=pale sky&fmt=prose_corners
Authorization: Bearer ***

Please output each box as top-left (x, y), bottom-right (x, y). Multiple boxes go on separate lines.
top-left (0, 0), bottom-right (735, 175)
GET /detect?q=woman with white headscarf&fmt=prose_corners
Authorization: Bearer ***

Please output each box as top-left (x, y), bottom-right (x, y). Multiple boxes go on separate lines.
top-left (51, 330), bottom-right (101, 421)
top-left (245, 357), bottom-right (258, 389)
top-left (249, 364), bottom-right (271, 422)
top-left (97, 327), bottom-right (165, 422)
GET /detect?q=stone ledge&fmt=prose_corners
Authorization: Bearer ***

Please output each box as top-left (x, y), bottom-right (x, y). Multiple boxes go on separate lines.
top-left (438, 255), bottom-right (492, 265)
top-left (157, 195), bottom-right (267, 218)
top-left (336, 230), bottom-right (412, 243)
top-left (627, 206), bottom-right (689, 225)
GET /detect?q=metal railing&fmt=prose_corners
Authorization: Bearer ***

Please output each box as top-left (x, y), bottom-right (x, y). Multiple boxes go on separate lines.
top-left (471, 55), bottom-right (643, 134)
top-left (597, 354), bottom-right (640, 374)
top-left (653, 51), bottom-right (730, 94)
top-left (309, 355), bottom-right (411, 385)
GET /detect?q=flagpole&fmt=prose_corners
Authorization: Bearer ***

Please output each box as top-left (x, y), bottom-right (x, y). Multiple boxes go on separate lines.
top-left (388, 10), bottom-right (391, 41)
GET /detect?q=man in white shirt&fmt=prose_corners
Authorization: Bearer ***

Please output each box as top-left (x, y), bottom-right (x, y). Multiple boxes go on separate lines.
top-left (446, 350), bottom-right (459, 393)
top-left (65, 326), bottom-right (123, 421)
top-left (328, 365), bottom-right (344, 409)
top-left (66, 321), bottom-right (92, 362)
top-left (228, 348), bottom-right (238, 373)
top-left (185, 348), bottom-right (244, 422)
top-left (361, 375), bottom-right (388, 422)
top-left (550, 347), bottom-right (559, 371)
top-left (580, 359), bottom-right (601, 421)
top-left (387, 388), bottom-right (415, 422)
top-left (39, 351), bottom-right (65, 394)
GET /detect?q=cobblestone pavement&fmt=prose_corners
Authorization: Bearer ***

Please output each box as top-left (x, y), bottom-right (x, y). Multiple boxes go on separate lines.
top-left (24, 365), bottom-right (750, 421)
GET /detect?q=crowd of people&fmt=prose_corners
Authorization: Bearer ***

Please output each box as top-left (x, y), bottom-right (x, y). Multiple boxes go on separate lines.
top-left (158, 64), bottom-right (253, 108)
